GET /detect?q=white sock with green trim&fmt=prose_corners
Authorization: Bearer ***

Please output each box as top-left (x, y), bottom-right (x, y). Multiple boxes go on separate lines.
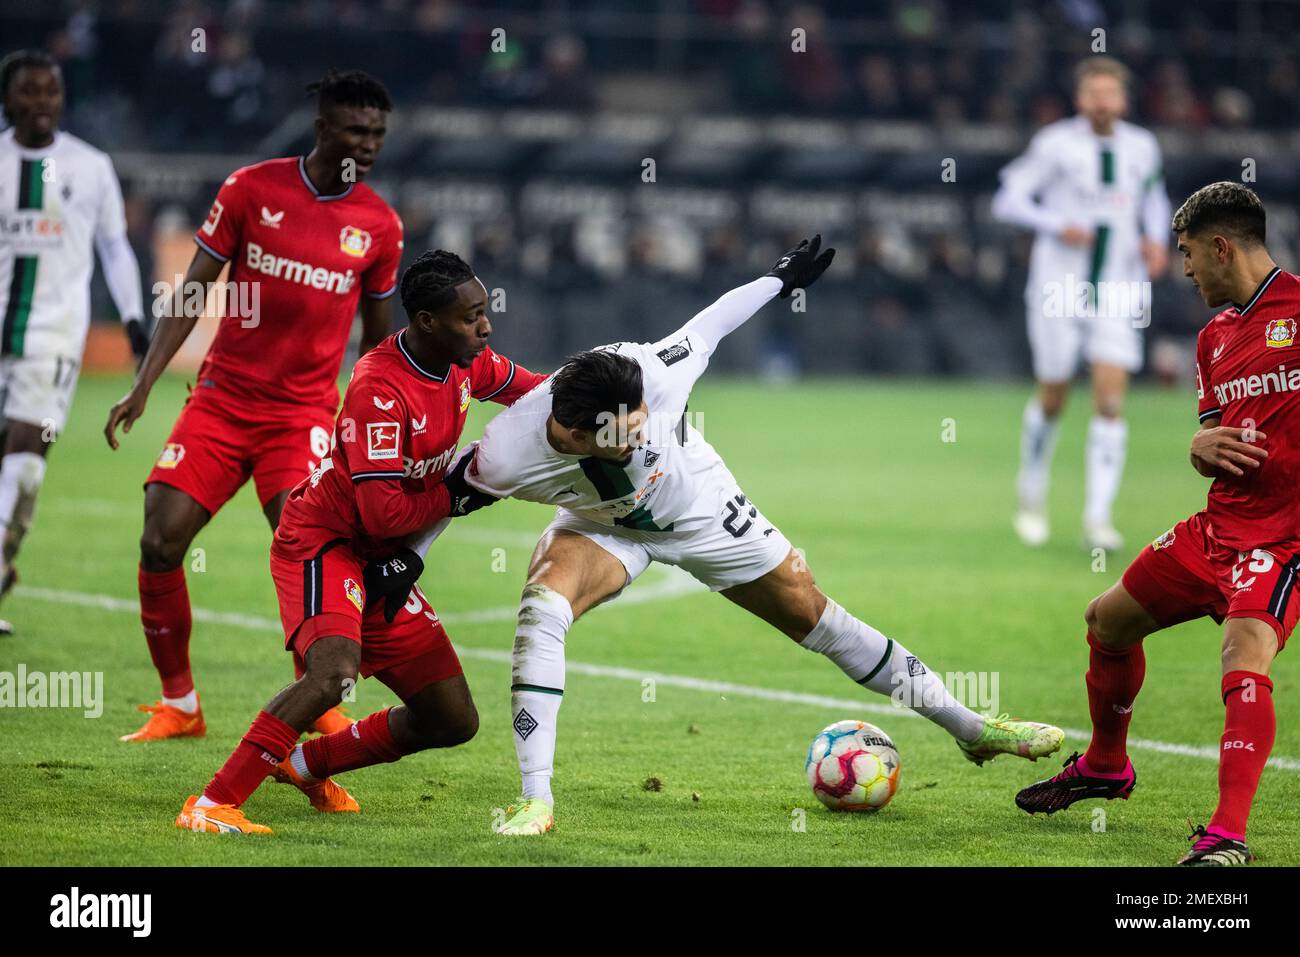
top-left (510, 584), bottom-right (573, 807)
top-left (800, 599), bottom-right (984, 742)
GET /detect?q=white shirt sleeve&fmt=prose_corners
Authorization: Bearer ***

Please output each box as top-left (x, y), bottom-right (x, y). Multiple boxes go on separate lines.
top-left (638, 275), bottom-right (782, 402)
top-left (1139, 139), bottom-right (1172, 241)
top-left (93, 155), bottom-right (144, 323)
top-left (991, 129), bottom-right (1067, 236)
top-left (678, 275), bottom-right (783, 356)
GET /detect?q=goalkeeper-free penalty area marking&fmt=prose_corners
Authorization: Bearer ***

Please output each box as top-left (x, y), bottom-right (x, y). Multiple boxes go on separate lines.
top-left (13, 580), bottom-right (1300, 773)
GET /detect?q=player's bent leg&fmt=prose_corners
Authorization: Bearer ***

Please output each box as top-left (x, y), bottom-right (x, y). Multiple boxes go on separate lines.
top-left (499, 529), bottom-right (630, 836)
top-left (1180, 617), bottom-right (1280, 865)
top-left (1015, 380), bottom-right (1068, 547)
top-left (722, 549), bottom-right (1064, 763)
top-left (1015, 581), bottom-right (1155, 814)
top-left (261, 486), bottom-right (353, 734)
top-left (177, 635), bottom-right (362, 832)
top-left (124, 483), bottom-right (214, 741)
top-left (1083, 362), bottom-right (1130, 551)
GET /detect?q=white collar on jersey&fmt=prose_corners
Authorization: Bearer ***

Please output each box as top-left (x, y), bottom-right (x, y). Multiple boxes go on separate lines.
top-left (297, 155), bottom-right (355, 202)
top-left (396, 329), bottom-right (450, 382)
top-left (4, 127), bottom-right (62, 158)
top-left (1232, 266), bottom-right (1282, 316)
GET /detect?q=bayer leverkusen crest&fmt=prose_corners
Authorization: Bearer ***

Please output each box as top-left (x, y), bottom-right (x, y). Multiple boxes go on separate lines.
top-left (1265, 317), bottom-right (1296, 348)
top-left (339, 225), bottom-right (372, 258)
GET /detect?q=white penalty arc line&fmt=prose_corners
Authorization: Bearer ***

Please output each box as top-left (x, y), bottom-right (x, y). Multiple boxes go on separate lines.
top-left (12, 581), bottom-right (1300, 773)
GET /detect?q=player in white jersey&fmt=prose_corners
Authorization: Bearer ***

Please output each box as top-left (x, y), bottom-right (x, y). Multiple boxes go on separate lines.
top-left (386, 237), bottom-right (1065, 835)
top-left (0, 51), bottom-right (147, 632)
top-left (992, 56), bottom-right (1171, 551)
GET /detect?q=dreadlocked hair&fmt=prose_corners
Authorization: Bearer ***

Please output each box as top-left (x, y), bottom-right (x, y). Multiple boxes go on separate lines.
top-left (400, 250), bottom-right (477, 317)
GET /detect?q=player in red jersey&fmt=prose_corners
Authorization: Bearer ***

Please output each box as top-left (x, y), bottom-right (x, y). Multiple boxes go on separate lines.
top-left (104, 71), bottom-right (402, 741)
top-left (1016, 183), bottom-right (1296, 866)
top-left (175, 250), bottom-right (545, 833)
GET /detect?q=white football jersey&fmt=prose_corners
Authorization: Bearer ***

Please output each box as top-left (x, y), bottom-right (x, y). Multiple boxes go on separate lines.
top-left (470, 335), bottom-right (738, 532)
top-left (0, 128), bottom-right (129, 358)
top-left (993, 116), bottom-right (1171, 296)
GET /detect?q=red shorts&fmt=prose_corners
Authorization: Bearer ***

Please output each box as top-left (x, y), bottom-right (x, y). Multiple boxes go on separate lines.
top-left (268, 539), bottom-right (463, 699)
top-left (145, 382), bottom-right (336, 515)
top-left (1122, 511), bottom-right (1300, 648)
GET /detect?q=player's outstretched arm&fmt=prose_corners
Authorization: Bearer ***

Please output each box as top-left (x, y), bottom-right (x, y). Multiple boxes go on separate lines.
top-left (104, 248), bottom-right (224, 449)
top-left (678, 235), bottom-right (835, 353)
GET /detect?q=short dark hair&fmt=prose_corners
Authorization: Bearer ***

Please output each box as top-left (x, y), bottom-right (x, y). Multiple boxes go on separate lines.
top-left (551, 350), bottom-right (644, 432)
top-left (1, 49), bottom-right (60, 121)
top-left (400, 250), bottom-right (476, 317)
top-left (305, 68), bottom-right (392, 115)
top-left (1171, 181), bottom-right (1266, 246)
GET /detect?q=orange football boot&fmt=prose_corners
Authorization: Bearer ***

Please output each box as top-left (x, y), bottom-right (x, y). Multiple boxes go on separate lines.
top-left (311, 706), bottom-right (356, 735)
top-left (120, 699), bottom-right (206, 742)
top-left (175, 795), bottom-right (272, 834)
top-left (272, 759), bottom-right (360, 813)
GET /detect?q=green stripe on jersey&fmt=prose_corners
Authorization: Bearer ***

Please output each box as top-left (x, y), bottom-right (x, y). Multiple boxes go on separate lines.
top-left (1100, 147), bottom-right (1115, 185)
top-left (3, 159), bottom-right (46, 356)
top-left (615, 504), bottom-right (673, 533)
top-left (1087, 224), bottom-right (1111, 307)
top-left (579, 457), bottom-right (637, 501)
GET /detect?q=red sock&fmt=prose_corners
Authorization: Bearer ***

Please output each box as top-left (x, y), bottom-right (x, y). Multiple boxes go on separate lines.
top-left (203, 711), bottom-right (300, 807)
top-left (302, 708), bottom-right (404, 778)
top-left (1209, 671), bottom-right (1275, 838)
top-left (139, 565), bottom-right (194, 699)
top-left (1083, 631), bottom-right (1145, 773)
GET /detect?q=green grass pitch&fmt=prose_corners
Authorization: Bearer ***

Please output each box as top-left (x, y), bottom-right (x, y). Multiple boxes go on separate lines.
top-left (0, 372), bottom-right (1295, 866)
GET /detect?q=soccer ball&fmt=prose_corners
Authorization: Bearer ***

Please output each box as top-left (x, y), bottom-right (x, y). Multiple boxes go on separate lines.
top-left (805, 720), bottom-right (901, 812)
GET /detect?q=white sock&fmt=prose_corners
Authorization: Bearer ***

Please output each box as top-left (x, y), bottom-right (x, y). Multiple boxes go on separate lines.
top-left (195, 795), bottom-right (218, 808)
top-left (800, 599), bottom-right (985, 743)
top-left (1016, 398), bottom-right (1061, 508)
top-left (163, 690), bottom-right (199, 714)
top-left (1084, 415), bottom-right (1127, 526)
top-left (288, 744), bottom-right (315, 780)
top-left (511, 584), bottom-right (573, 806)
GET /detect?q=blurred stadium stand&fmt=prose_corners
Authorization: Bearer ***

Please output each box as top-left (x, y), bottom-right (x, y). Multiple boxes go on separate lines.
top-left (4, 0), bottom-right (1298, 377)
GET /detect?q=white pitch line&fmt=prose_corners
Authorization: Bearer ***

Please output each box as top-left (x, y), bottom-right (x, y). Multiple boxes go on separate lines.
top-left (11, 580), bottom-right (1299, 772)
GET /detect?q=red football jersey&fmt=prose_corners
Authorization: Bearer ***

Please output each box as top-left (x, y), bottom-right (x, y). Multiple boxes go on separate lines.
top-left (274, 330), bottom-right (545, 561)
top-left (193, 157), bottom-right (403, 410)
top-left (1195, 267), bottom-right (1300, 549)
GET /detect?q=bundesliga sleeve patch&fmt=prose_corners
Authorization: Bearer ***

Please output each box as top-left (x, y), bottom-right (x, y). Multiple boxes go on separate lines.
top-left (657, 338), bottom-right (693, 366)
top-left (366, 421), bottom-right (401, 460)
top-left (200, 199), bottom-right (223, 236)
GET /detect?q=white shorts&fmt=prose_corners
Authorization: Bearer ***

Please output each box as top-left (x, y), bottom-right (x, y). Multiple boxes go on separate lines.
top-left (546, 485), bottom-right (793, 593)
top-left (1026, 299), bottom-right (1143, 383)
top-left (0, 353), bottom-right (80, 434)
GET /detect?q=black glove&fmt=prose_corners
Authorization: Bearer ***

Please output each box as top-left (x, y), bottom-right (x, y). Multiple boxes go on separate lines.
top-left (443, 447), bottom-right (499, 518)
top-left (765, 234), bottom-right (836, 299)
top-left (363, 547), bottom-right (424, 623)
top-left (124, 318), bottom-right (150, 363)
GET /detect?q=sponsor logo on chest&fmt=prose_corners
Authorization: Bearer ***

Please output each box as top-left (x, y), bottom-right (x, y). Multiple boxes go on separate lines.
top-left (0, 210), bottom-right (64, 251)
top-left (244, 241), bottom-right (356, 294)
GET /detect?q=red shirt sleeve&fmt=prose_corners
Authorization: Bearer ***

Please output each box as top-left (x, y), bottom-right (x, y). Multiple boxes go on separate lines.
top-left (338, 374), bottom-right (451, 537)
top-left (362, 209), bottom-right (403, 299)
top-left (1196, 325), bottom-right (1221, 423)
top-left (194, 168), bottom-right (248, 262)
top-left (471, 346), bottom-right (546, 405)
